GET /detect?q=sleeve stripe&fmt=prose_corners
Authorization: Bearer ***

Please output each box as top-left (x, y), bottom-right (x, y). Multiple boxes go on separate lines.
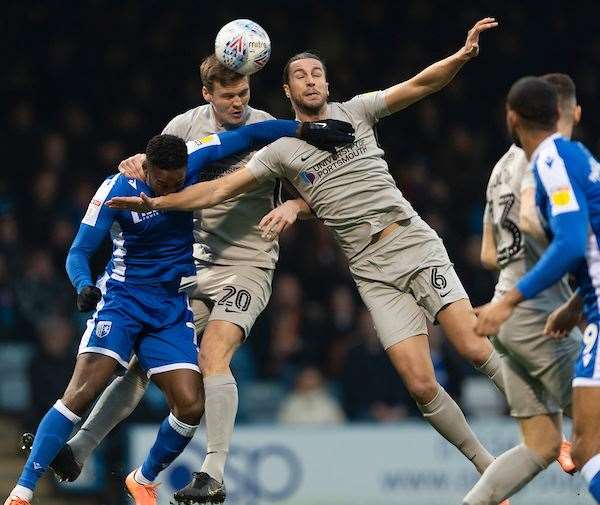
top-left (82, 175), bottom-right (120, 227)
top-left (186, 134), bottom-right (221, 154)
top-left (535, 144), bottom-right (580, 216)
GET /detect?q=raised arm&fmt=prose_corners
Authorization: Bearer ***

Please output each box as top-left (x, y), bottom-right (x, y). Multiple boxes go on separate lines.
top-left (383, 17), bottom-right (498, 113)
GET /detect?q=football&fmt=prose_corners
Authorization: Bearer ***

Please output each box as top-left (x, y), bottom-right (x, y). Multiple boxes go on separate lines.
top-left (214, 19), bottom-right (271, 75)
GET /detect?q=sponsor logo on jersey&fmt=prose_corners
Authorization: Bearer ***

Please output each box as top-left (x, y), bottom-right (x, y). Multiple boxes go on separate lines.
top-left (298, 139), bottom-right (367, 186)
top-left (550, 187), bottom-right (572, 207)
top-left (131, 210), bottom-right (160, 223)
top-left (96, 320), bottom-right (112, 338)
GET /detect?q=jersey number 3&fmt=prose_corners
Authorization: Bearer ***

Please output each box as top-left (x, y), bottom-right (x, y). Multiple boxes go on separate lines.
top-left (497, 193), bottom-right (522, 265)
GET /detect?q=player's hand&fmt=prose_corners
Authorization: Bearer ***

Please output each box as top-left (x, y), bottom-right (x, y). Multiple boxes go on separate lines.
top-left (77, 285), bottom-right (102, 312)
top-left (299, 119), bottom-right (355, 152)
top-left (259, 200), bottom-right (302, 240)
top-left (473, 299), bottom-right (513, 336)
top-left (461, 17), bottom-right (498, 60)
top-left (106, 192), bottom-right (157, 212)
top-left (544, 304), bottom-right (581, 339)
top-left (118, 153), bottom-right (146, 180)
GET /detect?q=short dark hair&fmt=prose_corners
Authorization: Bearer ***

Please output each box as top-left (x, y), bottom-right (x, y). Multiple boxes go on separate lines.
top-left (200, 54), bottom-right (248, 92)
top-left (540, 73), bottom-right (576, 110)
top-left (507, 76), bottom-right (559, 131)
top-left (282, 52), bottom-right (327, 85)
top-left (145, 134), bottom-right (187, 171)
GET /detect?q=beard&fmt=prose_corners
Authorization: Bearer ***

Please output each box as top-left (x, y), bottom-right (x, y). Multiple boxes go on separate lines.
top-left (292, 92), bottom-right (327, 116)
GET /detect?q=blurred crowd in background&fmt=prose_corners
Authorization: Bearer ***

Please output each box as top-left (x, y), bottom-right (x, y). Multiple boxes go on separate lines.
top-left (2, 0), bottom-right (600, 431)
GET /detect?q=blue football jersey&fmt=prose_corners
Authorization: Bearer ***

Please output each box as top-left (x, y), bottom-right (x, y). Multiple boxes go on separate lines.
top-left (523, 133), bottom-right (600, 323)
top-left (81, 173), bottom-right (195, 285)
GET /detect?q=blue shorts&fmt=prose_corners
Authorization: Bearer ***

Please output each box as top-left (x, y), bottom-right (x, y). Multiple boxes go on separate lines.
top-left (573, 321), bottom-right (600, 387)
top-left (79, 274), bottom-right (199, 377)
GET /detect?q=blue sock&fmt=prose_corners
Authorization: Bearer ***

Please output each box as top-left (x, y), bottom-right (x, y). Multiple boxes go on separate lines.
top-left (582, 454), bottom-right (600, 504)
top-left (18, 400), bottom-right (80, 490)
top-left (139, 413), bottom-right (197, 482)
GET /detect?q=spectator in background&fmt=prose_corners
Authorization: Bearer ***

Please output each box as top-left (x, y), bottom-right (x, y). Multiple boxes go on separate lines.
top-left (278, 366), bottom-right (345, 425)
top-left (14, 250), bottom-right (71, 330)
top-left (26, 315), bottom-right (75, 430)
top-left (342, 309), bottom-right (416, 422)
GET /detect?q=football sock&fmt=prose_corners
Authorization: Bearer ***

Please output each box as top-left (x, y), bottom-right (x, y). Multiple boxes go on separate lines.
top-left (418, 384), bottom-right (494, 474)
top-left (200, 373), bottom-right (238, 483)
top-left (476, 349), bottom-right (505, 393)
top-left (139, 413), bottom-right (198, 482)
top-left (582, 454), bottom-right (600, 503)
top-left (69, 367), bottom-right (148, 465)
top-left (17, 400), bottom-right (81, 491)
top-left (462, 444), bottom-right (548, 505)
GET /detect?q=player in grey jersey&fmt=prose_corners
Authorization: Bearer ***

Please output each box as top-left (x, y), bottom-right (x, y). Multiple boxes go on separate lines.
top-left (25, 56), bottom-right (314, 502)
top-left (463, 74), bottom-right (582, 505)
top-left (110, 18), bottom-right (512, 485)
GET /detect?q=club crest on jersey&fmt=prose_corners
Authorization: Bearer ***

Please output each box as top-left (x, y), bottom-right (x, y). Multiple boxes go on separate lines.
top-left (299, 170), bottom-right (317, 186)
top-left (96, 321), bottom-right (112, 338)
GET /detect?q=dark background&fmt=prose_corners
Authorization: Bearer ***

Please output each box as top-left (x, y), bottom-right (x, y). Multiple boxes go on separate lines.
top-left (1, 0), bottom-right (598, 501)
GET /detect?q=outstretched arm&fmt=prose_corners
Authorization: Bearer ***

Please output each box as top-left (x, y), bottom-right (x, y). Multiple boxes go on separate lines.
top-left (107, 166), bottom-right (259, 212)
top-left (383, 17), bottom-right (498, 113)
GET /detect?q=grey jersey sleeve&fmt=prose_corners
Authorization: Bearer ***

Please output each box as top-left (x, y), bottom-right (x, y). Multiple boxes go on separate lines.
top-left (246, 143), bottom-right (286, 182)
top-left (344, 90), bottom-right (391, 125)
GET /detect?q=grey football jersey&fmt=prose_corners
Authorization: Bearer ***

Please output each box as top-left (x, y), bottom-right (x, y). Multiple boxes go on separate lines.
top-left (163, 104), bottom-right (278, 269)
top-left (246, 91), bottom-right (416, 261)
top-left (484, 144), bottom-right (572, 309)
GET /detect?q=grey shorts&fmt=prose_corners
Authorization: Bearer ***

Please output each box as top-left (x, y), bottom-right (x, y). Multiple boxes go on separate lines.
top-left (494, 304), bottom-right (580, 418)
top-left (186, 261), bottom-right (274, 338)
top-left (350, 216), bottom-right (468, 349)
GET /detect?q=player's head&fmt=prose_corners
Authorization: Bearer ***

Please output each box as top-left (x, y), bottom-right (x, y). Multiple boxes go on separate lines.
top-left (200, 54), bottom-right (250, 127)
top-left (540, 73), bottom-right (581, 138)
top-left (144, 134), bottom-right (187, 196)
top-left (282, 52), bottom-right (329, 116)
top-left (506, 76), bottom-right (559, 148)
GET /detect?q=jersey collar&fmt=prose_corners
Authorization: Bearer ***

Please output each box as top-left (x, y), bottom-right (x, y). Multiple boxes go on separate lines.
top-left (531, 132), bottom-right (562, 163)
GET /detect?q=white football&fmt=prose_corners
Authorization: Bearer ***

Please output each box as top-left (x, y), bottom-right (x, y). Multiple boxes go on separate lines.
top-left (215, 19), bottom-right (271, 76)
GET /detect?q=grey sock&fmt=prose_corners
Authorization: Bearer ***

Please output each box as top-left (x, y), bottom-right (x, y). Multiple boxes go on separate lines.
top-left (418, 385), bottom-right (494, 474)
top-left (476, 349), bottom-right (505, 393)
top-left (200, 373), bottom-right (238, 483)
top-left (463, 444), bottom-right (548, 505)
top-left (68, 365), bottom-right (148, 465)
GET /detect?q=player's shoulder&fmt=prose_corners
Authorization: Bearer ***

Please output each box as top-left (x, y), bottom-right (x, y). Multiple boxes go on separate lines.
top-left (163, 105), bottom-right (210, 136)
top-left (99, 173), bottom-right (140, 197)
top-left (245, 106), bottom-right (275, 123)
top-left (533, 135), bottom-right (576, 191)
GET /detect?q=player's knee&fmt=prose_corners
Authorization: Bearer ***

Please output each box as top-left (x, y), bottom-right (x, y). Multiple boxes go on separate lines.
top-left (539, 433), bottom-right (562, 464)
top-left (199, 335), bottom-right (239, 375)
top-left (62, 383), bottom-right (99, 415)
top-left (405, 376), bottom-right (438, 405)
top-left (455, 337), bottom-right (491, 364)
top-left (172, 391), bottom-right (203, 425)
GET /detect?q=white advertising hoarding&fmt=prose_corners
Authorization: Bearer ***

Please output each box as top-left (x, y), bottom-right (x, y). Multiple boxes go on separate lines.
top-left (128, 420), bottom-right (593, 505)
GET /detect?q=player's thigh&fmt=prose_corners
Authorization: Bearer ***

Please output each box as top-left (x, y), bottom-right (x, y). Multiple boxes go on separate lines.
top-left (436, 297), bottom-right (493, 363)
top-left (501, 350), bottom-right (561, 418)
top-left (499, 306), bottom-right (579, 412)
top-left (354, 275), bottom-right (429, 349)
top-left (199, 320), bottom-right (244, 372)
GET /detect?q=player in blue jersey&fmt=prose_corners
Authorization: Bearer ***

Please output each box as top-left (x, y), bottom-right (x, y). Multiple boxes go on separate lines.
top-left (468, 77), bottom-right (600, 505)
top-left (4, 119), bottom-right (354, 505)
